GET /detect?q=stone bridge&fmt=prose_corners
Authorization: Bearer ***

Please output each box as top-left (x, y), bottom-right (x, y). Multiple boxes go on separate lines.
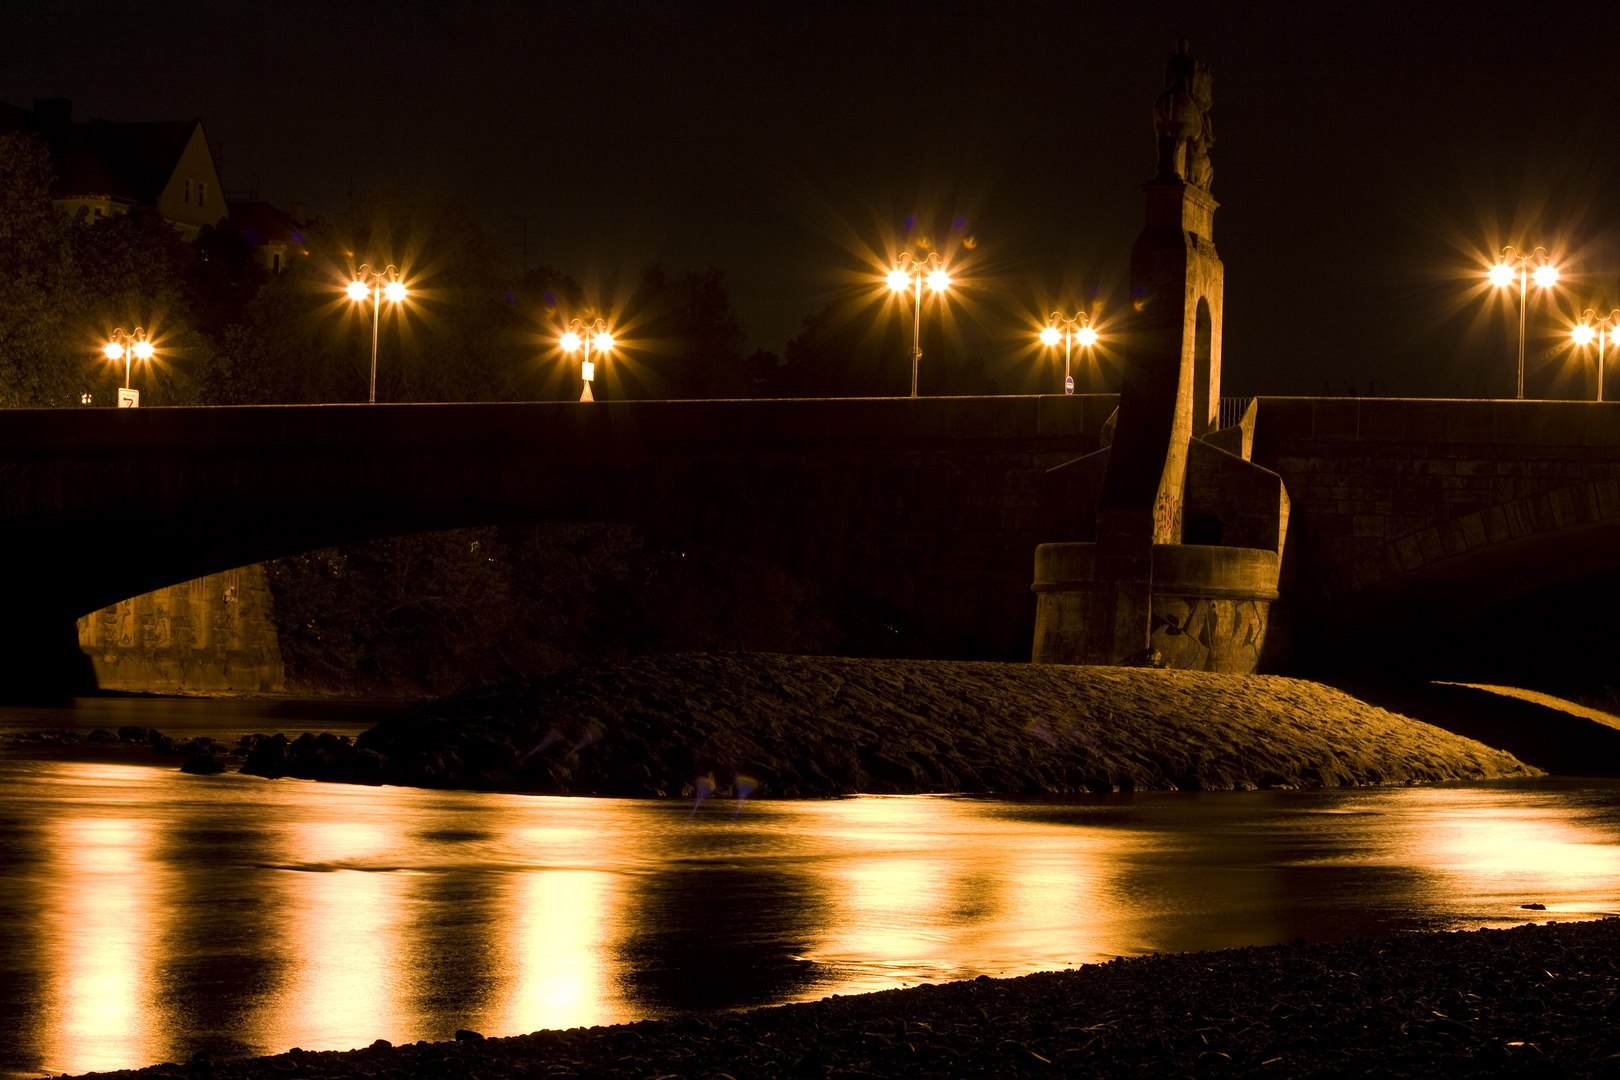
top-left (3, 393), bottom-right (1618, 698)
top-left (0, 396), bottom-right (1113, 698)
top-left (1250, 396), bottom-right (1620, 668)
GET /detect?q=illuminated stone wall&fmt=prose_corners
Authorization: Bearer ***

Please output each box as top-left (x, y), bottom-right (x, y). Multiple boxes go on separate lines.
top-left (76, 564), bottom-right (285, 693)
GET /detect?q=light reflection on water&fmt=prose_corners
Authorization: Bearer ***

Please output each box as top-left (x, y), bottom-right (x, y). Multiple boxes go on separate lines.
top-left (1, 761), bottom-right (1617, 1079)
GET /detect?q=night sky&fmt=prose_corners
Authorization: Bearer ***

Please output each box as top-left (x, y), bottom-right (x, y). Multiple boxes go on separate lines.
top-left (5, 1), bottom-right (1619, 397)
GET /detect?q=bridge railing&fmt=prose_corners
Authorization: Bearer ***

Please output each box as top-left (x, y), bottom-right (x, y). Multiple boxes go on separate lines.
top-left (1218, 396), bottom-right (1254, 431)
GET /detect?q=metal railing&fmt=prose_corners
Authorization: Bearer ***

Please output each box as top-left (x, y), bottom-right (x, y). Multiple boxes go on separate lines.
top-left (1217, 396), bottom-right (1253, 431)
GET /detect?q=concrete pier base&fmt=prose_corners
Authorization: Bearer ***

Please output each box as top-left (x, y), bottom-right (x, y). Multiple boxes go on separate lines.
top-left (1032, 541), bottom-right (1280, 673)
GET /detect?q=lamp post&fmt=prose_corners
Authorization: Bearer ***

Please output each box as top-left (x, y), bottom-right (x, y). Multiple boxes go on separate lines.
top-left (1487, 245), bottom-right (1560, 399)
top-left (102, 327), bottom-right (155, 407)
top-left (1037, 312), bottom-right (1100, 395)
top-left (560, 318), bottom-right (613, 401)
top-left (345, 264), bottom-right (408, 404)
top-left (1570, 309), bottom-right (1620, 402)
top-left (886, 252), bottom-right (952, 397)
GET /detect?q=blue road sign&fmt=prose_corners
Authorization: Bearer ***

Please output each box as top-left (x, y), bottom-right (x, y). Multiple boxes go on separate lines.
top-left (1064, 375), bottom-right (1074, 395)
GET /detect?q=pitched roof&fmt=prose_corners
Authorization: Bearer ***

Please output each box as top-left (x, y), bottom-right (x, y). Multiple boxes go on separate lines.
top-left (0, 100), bottom-right (204, 205)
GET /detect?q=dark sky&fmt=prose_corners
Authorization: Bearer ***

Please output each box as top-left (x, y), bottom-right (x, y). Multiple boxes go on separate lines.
top-left (5, 1), bottom-right (1619, 397)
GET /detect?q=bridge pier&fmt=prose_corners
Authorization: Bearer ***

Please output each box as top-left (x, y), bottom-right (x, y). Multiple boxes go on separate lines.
top-left (0, 614), bottom-right (99, 705)
top-left (1031, 43), bottom-right (1289, 673)
top-left (1031, 542), bottom-right (1279, 672)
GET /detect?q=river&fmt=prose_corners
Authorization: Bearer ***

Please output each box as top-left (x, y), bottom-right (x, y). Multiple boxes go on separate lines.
top-left (1, 699), bottom-right (1618, 1078)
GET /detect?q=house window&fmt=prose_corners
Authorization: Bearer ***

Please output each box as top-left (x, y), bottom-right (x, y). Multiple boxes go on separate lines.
top-left (272, 253), bottom-right (281, 272)
top-left (184, 179), bottom-right (192, 204)
top-left (199, 182), bottom-right (208, 207)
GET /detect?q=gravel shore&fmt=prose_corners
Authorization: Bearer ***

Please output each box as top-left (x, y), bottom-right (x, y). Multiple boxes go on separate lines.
top-left (237, 653), bottom-right (1538, 795)
top-left (64, 917), bottom-right (1620, 1079)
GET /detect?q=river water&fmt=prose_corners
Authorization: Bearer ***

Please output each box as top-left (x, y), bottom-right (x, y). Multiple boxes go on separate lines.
top-left (2, 702), bottom-right (1618, 1079)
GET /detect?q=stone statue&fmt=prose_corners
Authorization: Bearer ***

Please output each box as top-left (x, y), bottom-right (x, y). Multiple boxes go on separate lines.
top-left (1152, 40), bottom-right (1214, 190)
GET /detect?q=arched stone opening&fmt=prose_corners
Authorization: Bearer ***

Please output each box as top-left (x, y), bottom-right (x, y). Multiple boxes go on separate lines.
top-left (1192, 297), bottom-right (1213, 437)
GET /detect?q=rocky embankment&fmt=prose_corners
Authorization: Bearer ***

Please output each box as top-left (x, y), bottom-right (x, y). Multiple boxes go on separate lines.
top-left (66, 917), bottom-right (1620, 1079)
top-left (238, 653), bottom-right (1537, 795)
top-left (5, 724), bottom-right (243, 773)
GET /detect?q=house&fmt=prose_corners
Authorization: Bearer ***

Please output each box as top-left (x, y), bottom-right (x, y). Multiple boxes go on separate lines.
top-left (226, 197), bottom-right (310, 272)
top-left (0, 97), bottom-right (228, 239)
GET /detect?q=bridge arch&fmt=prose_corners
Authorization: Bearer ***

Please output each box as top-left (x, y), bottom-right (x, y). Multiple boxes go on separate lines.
top-left (1311, 475), bottom-right (1620, 643)
top-left (0, 397), bottom-right (1113, 699)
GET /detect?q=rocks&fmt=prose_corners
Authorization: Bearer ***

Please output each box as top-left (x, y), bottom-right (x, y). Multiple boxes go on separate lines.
top-left (58, 918), bottom-right (1620, 1080)
top-left (238, 731), bottom-right (382, 784)
top-left (5, 726), bottom-right (245, 771)
top-left (286, 653), bottom-right (1537, 797)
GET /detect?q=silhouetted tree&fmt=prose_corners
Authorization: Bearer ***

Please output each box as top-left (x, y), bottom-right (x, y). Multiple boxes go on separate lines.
top-left (211, 189), bottom-right (536, 404)
top-left (0, 131), bottom-right (78, 406)
top-left (611, 263), bottom-right (750, 398)
top-left (0, 130), bottom-right (211, 406)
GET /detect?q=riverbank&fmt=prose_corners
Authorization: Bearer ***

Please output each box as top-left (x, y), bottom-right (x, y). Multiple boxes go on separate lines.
top-left (63, 916), bottom-right (1620, 1079)
top-left (234, 653), bottom-right (1537, 795)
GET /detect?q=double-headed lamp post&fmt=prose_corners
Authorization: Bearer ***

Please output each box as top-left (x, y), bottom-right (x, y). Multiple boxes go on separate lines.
top-left (559, 318), bottom-right (613, 401)
top-left (1570, 309), bottom-right (1620, 402)
top-left (1038, 312), bottom-right (1100, 395)
top-left (886, 252), bottom-right (952, 398)
top-left (102, 327), bottom-right (155, 407)
top-left (1487, 246), bottom-right (1560, 399)
top-left (345, 264), bottom-right (408, 404)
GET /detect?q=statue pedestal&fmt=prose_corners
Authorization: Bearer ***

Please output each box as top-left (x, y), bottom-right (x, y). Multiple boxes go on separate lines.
top-left (1031, 541), bottom-right (1280, 673)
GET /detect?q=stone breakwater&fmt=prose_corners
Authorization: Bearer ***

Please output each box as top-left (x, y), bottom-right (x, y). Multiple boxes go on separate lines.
top-left (238, 653), bottom-right (1537, 795)
top-left (65, 918), bottom-right (1620, 1079)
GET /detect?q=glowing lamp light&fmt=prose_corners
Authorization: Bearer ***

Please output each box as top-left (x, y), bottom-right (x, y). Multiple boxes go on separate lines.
top-left (103, 341), bottom-right (124, 360)
top-left (886, 269), bottom-right (910, 291)
top-left (926, 269), bottom-right (952, 292)
top-left (1572, 324), bottom-right (1597, 345)
top-left (132, 340), bottom-right (154, 360)
top-left (383, 281), bottom-right (408, 302)
top-left (1484, 245), bottom-right (1562, 399)
top-left (1038, 311), bottom-right (1100, 395)
top-left (346, 280), bottom-right (369, 301)
top-left (593, 333), bottom-right (614, 351)
top-left (559, 332), bottom-right (582, 352)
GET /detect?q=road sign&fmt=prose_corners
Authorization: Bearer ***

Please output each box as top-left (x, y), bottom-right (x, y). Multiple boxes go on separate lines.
top-left (117, 388), bottom-right (139, 408)
top-left (1064, 375), bottom-right (1074, 396)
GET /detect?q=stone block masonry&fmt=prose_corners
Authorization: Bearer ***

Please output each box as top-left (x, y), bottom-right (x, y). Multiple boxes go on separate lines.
top-left (76, 564), bottom-right (284, 693)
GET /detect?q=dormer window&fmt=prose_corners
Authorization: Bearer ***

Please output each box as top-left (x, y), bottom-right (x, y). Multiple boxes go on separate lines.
top-left (184, 178), bottom-right (192, 204)
top-left (199, 182), bottom-right (207, 208)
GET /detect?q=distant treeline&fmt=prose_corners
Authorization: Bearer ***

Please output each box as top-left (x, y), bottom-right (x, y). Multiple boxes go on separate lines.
top-left (0, 130), bottom-right (1002, 409)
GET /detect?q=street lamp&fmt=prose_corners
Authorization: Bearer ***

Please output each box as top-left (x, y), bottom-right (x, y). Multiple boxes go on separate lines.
top-left (102, 327), bottom-right (155, 407)
top-left (345, 263), bottom-right (408, 404)
top-left (1487, 245), bottom-right (1560, 399)
top-left (1569, 309), bottom-right (1620, 402)
top-left (886, 252), bottom-right (953, 398)
top-left (1037, 312), bottom-right (1100, 395)
top-left (560, 318), bottom-right (613, 401)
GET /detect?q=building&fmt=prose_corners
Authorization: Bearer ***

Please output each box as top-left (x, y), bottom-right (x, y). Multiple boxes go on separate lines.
top-left (0, 97), bottom-right (228, 239)
top-left (225, 197), bottom-right (310, 272)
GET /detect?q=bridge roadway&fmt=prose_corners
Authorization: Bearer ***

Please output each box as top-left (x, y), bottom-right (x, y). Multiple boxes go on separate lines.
top-left (2, 394), bottom-right (1618, 697)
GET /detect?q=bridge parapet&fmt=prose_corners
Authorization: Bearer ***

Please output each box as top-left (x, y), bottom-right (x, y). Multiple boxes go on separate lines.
top-left (1250, 396), bottom-right (1620, 654)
